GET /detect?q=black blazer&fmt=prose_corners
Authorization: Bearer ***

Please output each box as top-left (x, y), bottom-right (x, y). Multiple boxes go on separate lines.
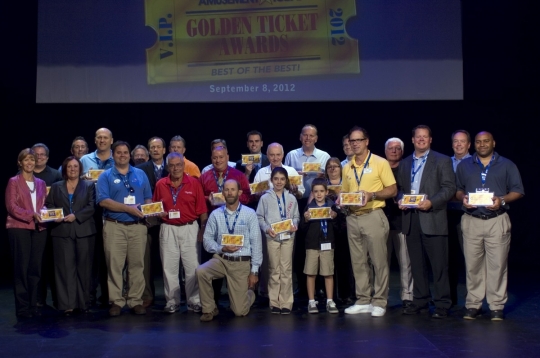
top-left (137, 160), bottom-right (169, 192)
top-left (396, 150), bottom-right (456, 236)
top-left (45, 180), bottom-right (96, 238)
top-left (235, 154), bottom-right (270, 183)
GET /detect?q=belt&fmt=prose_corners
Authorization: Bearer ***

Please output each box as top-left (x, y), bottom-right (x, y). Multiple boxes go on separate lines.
top-left (464, 211), bottom-right (505, 220)
top-left (218, 254), bottom-right (250, 262)
top-left (105, 217), bottom-right (144, 225)
top-left (350, 207), bottom-right (381, 216)
top-left (166, 221), bottom-right (195, 227)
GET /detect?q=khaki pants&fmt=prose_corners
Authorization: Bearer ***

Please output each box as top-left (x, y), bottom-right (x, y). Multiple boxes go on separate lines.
top-left (346, 209), bottom-right (389, 308)
top-left (196, 255), bottom-right (251, 316)
top-left (461, 213), bottom-right (511, 311)
top-left (103, 221), bottom-right (147, 308)
top-left (387, 230), bottom-right (413, 301)
top-left (267, 238), bottom-right (294, 310)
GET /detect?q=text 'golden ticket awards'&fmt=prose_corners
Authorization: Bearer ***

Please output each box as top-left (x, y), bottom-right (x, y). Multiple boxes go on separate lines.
top-left (145, 0), bottom-right (359, 83)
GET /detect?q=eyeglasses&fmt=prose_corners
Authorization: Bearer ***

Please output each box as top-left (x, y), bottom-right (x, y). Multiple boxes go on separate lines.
top-left (35, 153), bottom-right (48, 157)
top-left (387, 147), bottom-right (402, 152)
top-left (168, 164), bottom-right (183, 169)
top-left (348, 138), bottom-right (367, 144)
top-left (327, 166), bottom-right (340, 170)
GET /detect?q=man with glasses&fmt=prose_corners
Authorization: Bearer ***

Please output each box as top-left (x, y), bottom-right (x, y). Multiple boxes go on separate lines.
top-left (341, 135), bottom-right (354, 167)
top-left (169, 135), bottom-right (201, 178)
top-left (341, 127), bottom-right (396, 317)
top-left (96, 141), bottom-right (152, 316)
top-left (58, 137), bottom-right (89, 172)
top-left (31, 143), bottom-right (62, 185)
top-left (383, 137), bottom-right (413, 310)
top-left (201, 139), bottom-right (237, 175)
top-left (153, 153), bottom-right (207, 313)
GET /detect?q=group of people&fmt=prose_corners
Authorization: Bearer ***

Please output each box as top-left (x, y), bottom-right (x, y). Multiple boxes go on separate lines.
top-left (5, 124), bottom-right (523, 322)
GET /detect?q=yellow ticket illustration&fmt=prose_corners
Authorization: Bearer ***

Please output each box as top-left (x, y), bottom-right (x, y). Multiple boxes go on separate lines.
top-left (40, 208), bottom-right (64, 222)
top-left (242, 154), bottom-right (261, 165)
top-left (401, 194), bottom-right (426, 207)
top-left (221, 234), bottom-right (245, 246)
top-left (250, 181), bottom-right (269, 193)
top-left (302, 162), bottom-right (321, 173)
top-left (340, 192), bottom-right (364, 205)
top-left (289, 175), bottom-right (302, 186)
top-left (308, 207), bottom-right (331, 220)
top-left (145, 0), bottom-right (359, 83)
top-left (271, 218), bottom-right (293, 234)
top-left (141, 202), bottom-right (165, 216)
top-left (327, 184), bottom-right (341, 196)
top-left (88, 169), bottom-right (105, 180)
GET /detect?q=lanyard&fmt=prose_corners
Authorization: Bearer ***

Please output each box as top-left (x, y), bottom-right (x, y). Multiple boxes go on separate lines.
top-left (476, 154), bottom-right (494, 187)
top-left (411, 153), bottom-right (428, 184)
top-left (223, 204), bottom-right (242, 234)
top-left (170, 184), bottom-right (184, 206)
top-left (353, 152), bottom-right (371, 189)
top-left (119, 173), bottom-right (133, 194)
top-left (212, 168), bottom-right (229, 192)
top-left (276, 192), bottom-right (287, 220)
top-left (320, 219), bottom-right (328, 238)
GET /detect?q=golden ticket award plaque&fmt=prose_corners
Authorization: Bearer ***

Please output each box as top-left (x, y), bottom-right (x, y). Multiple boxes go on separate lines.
top-left (250, 181), bottom-right (270, 194)
top-left (46, 186), bottom-right (51, 195)
top-left (242, 154), bottom-right (261, 165)
top-left (289, 175), bottom-right (302, 186)
top-left (221, 234), bottom-right (245, 246)
top-left (88, 169), bottom-right (105, 180)
top-left (141, 202), bottom-right (165, 216)
top-left (468, 192), bottom-right (494, 206)
top-left (40, 208), bottom-right (64, 222)
top-left (145, 0), bottom-right (359, 83)
top-left (212, 192), bottom-right (226, 206)
top-left (339, 192), bottom-right (365, 206)
top-left (401, 194), bottom-right (426, 207)
top-left (302, 162), bottom-right (321, 173)
top-left (271, 218), bottom-right (293, 234)
top-left (308, 207), bottom-right (331, 220)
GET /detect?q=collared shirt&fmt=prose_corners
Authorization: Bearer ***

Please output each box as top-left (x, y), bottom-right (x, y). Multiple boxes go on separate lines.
top-left (201, 161), bottom-right (237, 175)
top-left (455, 152), bottom-right (524, 216)
top-left (184, 157), bottom-right (201, 178)
top-left (80, 150), bottom-right (114, 173)
top-left (199, 166), bottom-right (252, 213)
top-left (411, 150), bottom-right (430, 194)
top-left (341, 158), bottom-right (350, 167)
top-left (203, 204), bottom-right (263, 272)
top-left (253, 164), bottom-right (306, 196)
top-left (96, 165), bottom-right (152, 222)
top-left (153, 174), bottom-right (207, 225)
top-left (342, 151), bottom-right (395, 212)
top-left (452, 153), bottom-right (471, 172)
top-left (284, 147), bottom-right (331, 198)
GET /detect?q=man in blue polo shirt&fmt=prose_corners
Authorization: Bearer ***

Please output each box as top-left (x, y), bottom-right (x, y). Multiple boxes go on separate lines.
top-left (456, 131), bottom-right (524, 321)
top-left (96, 141), bottom-right (153, 316)
top-left (80, 128), bottom-right (115, 173)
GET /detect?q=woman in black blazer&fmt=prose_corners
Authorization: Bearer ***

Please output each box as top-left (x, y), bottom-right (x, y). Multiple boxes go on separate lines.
top-left (45, 156), bottom-right (96, 315)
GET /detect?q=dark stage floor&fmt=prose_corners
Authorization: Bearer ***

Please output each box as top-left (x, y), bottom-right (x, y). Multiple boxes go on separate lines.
top-left (1, 269), bottom-right (539, 358)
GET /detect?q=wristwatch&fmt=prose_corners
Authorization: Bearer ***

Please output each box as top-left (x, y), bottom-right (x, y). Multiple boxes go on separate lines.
top-left (499, 196), bottom-right (506, 206)
top-left (371, 192), bottom-right (377, 201)
top-left (250, 272), bottom-right (258, 276)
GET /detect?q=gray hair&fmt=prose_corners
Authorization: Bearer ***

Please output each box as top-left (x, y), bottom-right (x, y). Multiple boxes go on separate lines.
top-left (32, 143), bottom-right (50, 157)
top-left (266, 142), bottom-right (284, 154)
top-left (166, 152), bottom-right (184, 164)
top-left (385, 138), bottom-right (404, 152)
top-left (131, 145), bottom-right (149, 158)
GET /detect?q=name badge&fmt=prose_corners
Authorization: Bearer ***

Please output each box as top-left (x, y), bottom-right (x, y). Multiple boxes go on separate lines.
top-left (321, 243), bottom-right (331, 251)
top-left (168, 210), bottom-right (180, 219)
top-left (363, 168), bottom-right (372, 174)
top-left (476, 187), bottom-right (490, 193)
top-left (410, 190), bottom-right (417, 194)
top-left (124, 195), bottom-right (136, 205)
top-left (279, 233), bottom-right (291, 241)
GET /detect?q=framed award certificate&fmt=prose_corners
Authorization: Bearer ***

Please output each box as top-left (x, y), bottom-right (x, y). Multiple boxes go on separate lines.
top-left (401, 194), bottom-right (426, 207)
top-left (40, 208), bottom-right (64, 222)
top-left (289, 175), bottom-right (303, 186)
top-left (340, 192), bottom-right (365, 206)
top-left (212, 193), bottom-right (226, 206)
top-left (308, 207), bottom-right (331, 220)
top-left (302, 162), bottom-right (321, 173)
top-left (271, 219), bottom-right (293, 234)
top-left (88, 169), bottom-right (105, 180)
top-left (250, 181), bottom-right (269, 194)
top-left (241, 154), bottom-right (261, 165)
top-left (468, 192), bottom-right (494, 206)
top-left (221, 234), bottom-right (244, 247)
top-left (141, 202), bottom-right (164, 216)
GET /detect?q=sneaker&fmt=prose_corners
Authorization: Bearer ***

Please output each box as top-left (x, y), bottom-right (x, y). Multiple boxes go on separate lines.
top-left (308, 301), bottom-right (319, 314)
top-left (280, 308), bottom-right (291, 315)
top-left (188, 304), bottom-right (202, 313)
top-left (345, 304), bottom-right (373, 315)
top-left (271, 306), bottom-right (281, 314)
top-left (491, 310), bottom-right (504, 321)
top-left (463, 308), bottom-right (481, 320)
top-left (164, 304), bottom-right (179, 314)
top-left (326, 300), bottom-right (339, 314)
top-left (200, 308), bottom-right (219, 322)
top-left (371, 306), bottom-right (386, 317)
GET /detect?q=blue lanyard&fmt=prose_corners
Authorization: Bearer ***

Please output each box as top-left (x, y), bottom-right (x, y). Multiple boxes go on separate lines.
top-left (411, 153), bottom-right (428, 184)
top-left (476, 155), bottom-right (494, 187)
top-left (118, 173), bottom-right (134, 194)
top-left (276, 192), bottom-right (287, 220)
top-left (320, 219), bottom-right (328, 238)
top-left (223, 204), bottom-right (242, 234)
top-left (170, 184), bottom-right (184, 206)
top-left (353, 152), bottom-right (371, 189)
top-left (213, 168), bottom-right (229, 192)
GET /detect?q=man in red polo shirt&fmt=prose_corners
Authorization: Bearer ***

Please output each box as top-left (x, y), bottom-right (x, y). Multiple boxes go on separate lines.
top-left (153, 152), bottom-right (208, 313)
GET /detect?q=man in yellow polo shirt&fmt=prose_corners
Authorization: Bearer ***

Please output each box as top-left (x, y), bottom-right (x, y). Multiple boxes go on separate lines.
top-left (341, 126), bottom-right (397, 317)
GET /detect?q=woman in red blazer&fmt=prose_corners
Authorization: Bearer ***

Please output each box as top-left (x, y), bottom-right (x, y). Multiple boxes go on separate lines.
top-left (5, 148), bottom-right (48, 318)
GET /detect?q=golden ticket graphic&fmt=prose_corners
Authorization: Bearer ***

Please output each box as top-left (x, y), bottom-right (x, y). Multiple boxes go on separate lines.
top-left (46, 186), bottom-right (51, 195)
top-left (212, 192), bottom-right (226, 205)
top-left (302, 162), bottom-right (321, 173)
top-left (242, 154), bottom-right (261, 165)
top-left (271, 218), bottom-right (293, 234)
top-left (145, 0), bottom-right (359, 83)
top-left (40, 208), bottom-right (64, 222)
top-left (401, 194), bottom-right (426, 207)
top-left (289, 175), bottom-right (302, 186)
top-left (308, 207), bottom-right (331, 220)
top-left (468, 192), bottom-right (494, 206)
top-left (221, 234), bottom-right (245, 246)
top-left (250, 181), bottom-right (269, 193)
top-left (88, 170), bottom-right (105, 180)
top-left (327, 184), bottom-right (341, 196)
top-left (141, 202), bottom-right (165, 216)
top-left (340, 192), bottom-right (364, 205)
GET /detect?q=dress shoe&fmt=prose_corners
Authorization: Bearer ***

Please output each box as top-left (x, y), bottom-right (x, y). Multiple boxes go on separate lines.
top-left (491, 310), bottom-right (504, 321)
top-left (402, 303), bottom-right (428, 315)
top-left (31, 307), bottom-right (42, 317)
top-left (63, 309), bottom-right (74, 317)
top-left (463, 308), bottom-right (481, 320)
top-left (281, 308), bottom-right (291, 315)
top-left (132, 305), bottom-right (146, 315)
top-left (200, 308), bottom-right (219, 322)
top-left (271, 306), bottom-right (281, 314)
top-left (402, 300), bottom-right (413, 309)
top-left (109, 304), bottom-right (122, 317)
top-left (16, 312), bottom-right (33, 319)
top-left (142, 299), bottom-right (153, 308)
top-left (432, 307), bottom-right (449, 319)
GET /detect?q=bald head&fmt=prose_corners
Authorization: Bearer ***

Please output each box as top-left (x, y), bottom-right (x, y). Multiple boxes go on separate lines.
top-left (474, 131), bottom-right (496, 158)
top-left (267, 142), bottom-right (284, 168)
top-left (95, 128), bottom-right (114, 152)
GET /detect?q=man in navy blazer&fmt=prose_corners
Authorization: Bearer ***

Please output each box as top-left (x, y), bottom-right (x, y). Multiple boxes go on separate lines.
top-left (396, 125), bottom-right (456, 318)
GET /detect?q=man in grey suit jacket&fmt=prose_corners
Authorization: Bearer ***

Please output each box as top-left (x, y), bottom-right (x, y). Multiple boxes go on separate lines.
top-left (396, 125), bottom-right (456, 318)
